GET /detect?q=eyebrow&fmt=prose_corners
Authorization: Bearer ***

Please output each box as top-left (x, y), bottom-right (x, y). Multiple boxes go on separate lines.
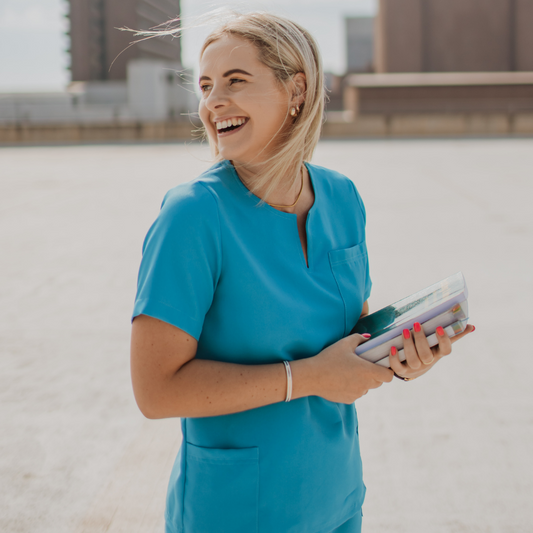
top-left (199, 69), bottom-right (253, 82)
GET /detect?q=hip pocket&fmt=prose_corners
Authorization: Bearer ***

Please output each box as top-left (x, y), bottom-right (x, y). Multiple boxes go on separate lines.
top-left (329, 242), bottom-right (370, 336)
top-left (184, 442), bottom-right (259, 533)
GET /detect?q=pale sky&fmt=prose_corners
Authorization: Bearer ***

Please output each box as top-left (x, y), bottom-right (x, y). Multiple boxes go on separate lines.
top-left (0, 0), bottom-right (376, 93)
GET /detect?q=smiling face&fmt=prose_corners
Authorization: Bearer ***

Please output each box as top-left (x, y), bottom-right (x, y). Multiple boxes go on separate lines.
top-left (198, 35), bottom-right (294, 167)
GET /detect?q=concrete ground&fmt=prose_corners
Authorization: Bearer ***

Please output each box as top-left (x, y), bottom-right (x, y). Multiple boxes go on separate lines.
top-left (1, 139), bottom-right (532, 533)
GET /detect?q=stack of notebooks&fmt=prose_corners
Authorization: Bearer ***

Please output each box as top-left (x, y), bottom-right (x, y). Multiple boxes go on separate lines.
top-left (351, 272), bottom-right (469, 368)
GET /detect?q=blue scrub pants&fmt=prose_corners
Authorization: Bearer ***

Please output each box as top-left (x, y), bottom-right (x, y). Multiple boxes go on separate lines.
top-left (329, 509), bottom-right (362, 533)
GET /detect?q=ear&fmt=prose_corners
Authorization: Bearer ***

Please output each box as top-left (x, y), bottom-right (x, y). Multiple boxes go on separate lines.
top-left (290, 72), bottom-right (307, 107)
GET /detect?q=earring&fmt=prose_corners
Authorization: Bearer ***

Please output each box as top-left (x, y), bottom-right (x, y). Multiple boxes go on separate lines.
top-left (290, 105), bottom-right (300, 117)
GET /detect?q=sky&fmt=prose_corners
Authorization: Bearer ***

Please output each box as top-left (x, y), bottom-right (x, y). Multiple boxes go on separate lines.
top-left (0, 0), bottom-right (377, 93)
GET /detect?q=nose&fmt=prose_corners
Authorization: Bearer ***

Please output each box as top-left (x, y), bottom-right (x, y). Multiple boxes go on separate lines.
top-left (204, 83), bottom-right (229, 112)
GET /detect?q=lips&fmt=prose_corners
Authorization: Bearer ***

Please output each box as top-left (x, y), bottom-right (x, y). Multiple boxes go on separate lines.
top-left (215, 117), bottom-right (248, 136)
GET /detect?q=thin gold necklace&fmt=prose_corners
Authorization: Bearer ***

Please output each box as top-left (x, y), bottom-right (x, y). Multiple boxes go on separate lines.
top-left (268, 168), bottom-right (304, 209)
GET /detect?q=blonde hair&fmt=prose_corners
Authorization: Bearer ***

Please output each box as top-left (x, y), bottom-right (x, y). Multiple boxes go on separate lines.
top-left (124, 11), bottom-right (325, 204)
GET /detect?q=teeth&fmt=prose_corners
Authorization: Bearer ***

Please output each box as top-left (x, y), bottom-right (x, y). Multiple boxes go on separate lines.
top-left (216, 118), bottom-right (246, 131)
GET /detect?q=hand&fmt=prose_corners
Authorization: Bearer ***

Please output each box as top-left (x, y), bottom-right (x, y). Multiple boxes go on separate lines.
top-left (312, 334), bottom-right (394, 404)
top-left (390, 323), bottom-right (476, 381)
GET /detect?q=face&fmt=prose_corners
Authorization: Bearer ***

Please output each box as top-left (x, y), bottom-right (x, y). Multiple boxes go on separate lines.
top-left (198, 35), bottom-right (295, 166)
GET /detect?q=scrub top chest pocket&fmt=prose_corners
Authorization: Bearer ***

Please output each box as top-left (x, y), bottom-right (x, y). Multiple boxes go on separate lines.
top-left (329, 241), bottom-right (370, 337)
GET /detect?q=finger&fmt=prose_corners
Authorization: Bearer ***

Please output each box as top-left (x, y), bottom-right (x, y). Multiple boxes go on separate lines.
top-left (412, 322), bottom-right (434, 365)
top-left (402, 328), bottom-right (422, 370)
top-left (388, 345), bottom-right (408, 376)
top-left (349, 332), bottom-right (372, 349)
top-left (367, 379), bottom-right (384, 390)
top-left (433, 326), bottom-right (452, 357)
top-left (364, 358), bottom-right (394, 383)
top-left (450, 324), bottom-right (476, 345)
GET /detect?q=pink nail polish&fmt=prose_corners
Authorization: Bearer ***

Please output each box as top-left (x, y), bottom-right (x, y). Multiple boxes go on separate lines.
top-left (403, 329), bottom-right (410, 340)
top-left (414, 322), bottom-right (421, 333)
top-left (391, 346), bottom-right (397, 356)
top-left (362, 333), bottom-right (371, 338)
top-left (436, 326), bottom-right (445, 337)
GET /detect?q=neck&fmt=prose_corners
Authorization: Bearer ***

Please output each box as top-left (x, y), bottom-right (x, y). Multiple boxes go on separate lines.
top-left (231, 159), bottom-right (305, 210)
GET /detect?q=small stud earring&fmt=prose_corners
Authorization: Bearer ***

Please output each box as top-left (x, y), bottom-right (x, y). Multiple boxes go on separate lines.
top-left (290, 107), bottom-right (297, 117)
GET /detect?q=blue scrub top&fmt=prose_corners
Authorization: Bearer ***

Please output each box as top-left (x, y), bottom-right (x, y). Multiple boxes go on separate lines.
top-left (132, 159), bottom-right (372, 533)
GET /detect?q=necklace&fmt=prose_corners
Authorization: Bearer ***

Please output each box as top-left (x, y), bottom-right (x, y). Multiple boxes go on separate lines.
top-left (268, 168), bottom-right (304, 209)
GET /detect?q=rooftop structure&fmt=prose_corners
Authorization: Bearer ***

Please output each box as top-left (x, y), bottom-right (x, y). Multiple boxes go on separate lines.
top-left (68, 0), bottom-right (182, 81)
top-left (345, 17), bottom-right (375, 73)
top-left (375, 0), bottom-right (533, 73)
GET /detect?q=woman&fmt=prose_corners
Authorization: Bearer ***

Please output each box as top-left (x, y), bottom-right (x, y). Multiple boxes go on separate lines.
top-left (130, 12), bottom-right (474, 533)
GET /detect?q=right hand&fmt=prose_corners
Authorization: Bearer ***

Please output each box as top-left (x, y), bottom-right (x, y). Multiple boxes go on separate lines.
top-left (312, 334), bottom-right (394, 404)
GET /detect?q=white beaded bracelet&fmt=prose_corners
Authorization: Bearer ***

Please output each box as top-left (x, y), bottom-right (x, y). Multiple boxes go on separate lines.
top-left (283, 361), bottom-right (292, 402)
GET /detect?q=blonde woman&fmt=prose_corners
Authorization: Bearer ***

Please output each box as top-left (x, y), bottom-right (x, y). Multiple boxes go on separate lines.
top-left (130, 12), bottom-right (474, 533)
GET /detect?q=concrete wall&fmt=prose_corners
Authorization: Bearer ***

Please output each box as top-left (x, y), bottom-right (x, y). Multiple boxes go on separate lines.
top-left (69, 0), bottom-right (103, 81)
top-left (377, 0), bottom-right (533, 73)
top-left (425, 0), bottom-right (513, 72)
top-left (516, 0), bottom-right (533, 70)
top-left (375, 0), bottom-right (424, 73)
top-left (104, 0), bottom-right (139, 80)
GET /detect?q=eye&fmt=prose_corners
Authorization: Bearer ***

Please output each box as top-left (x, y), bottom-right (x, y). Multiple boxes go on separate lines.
top-left (229, 78), bottom-right (245, 86)
top-left (199, 84), bottom-right (212, 93)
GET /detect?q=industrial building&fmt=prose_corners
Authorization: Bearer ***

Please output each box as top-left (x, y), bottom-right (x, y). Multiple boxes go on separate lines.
top-left (375, 0), bottom-right (533, 73)
top-left (68, 0), bottom-right (182, 81)
top-left (345, 17), bottom-right (375, 73)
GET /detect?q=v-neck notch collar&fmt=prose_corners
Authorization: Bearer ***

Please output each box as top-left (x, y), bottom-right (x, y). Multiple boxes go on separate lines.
top-left (223, 159), bottom-right (318, 220)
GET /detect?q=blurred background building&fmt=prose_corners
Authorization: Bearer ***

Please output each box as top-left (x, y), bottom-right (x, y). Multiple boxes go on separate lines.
top-left (0, 0), bottom-right (197, 137)
top-left (375, 0), bottom-right (533, 73)
top-left (346, 17), bottom-right (374, 74)
top-left (2, 0), bottom-right (533, 142)
top-left (332, 0), bottom-right (533, 137)
top-left (68, 0), bottom-right (182, 81)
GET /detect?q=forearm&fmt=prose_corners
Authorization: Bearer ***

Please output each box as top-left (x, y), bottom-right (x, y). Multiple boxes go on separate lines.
top-left (147, 356), bottom-right (319, 419)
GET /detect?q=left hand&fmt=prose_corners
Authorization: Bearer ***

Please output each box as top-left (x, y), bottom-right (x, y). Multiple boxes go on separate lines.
top-left (389, 323), bottom-right (475, 381)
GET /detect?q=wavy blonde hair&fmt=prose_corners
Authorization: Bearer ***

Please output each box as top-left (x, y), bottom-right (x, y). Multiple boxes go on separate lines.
top-left (126, 10), bottom-right (325, 204)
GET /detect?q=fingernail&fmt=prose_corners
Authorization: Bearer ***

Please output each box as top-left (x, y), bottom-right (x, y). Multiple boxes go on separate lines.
top-left (362, 333), bottom-right (371, 338)
top-left (436, 326), bottom-right (445, 337)
top-left (414, 322), bottom-right (421, 333)
top-left (391, 346), bottom-right (397, 356)
top-left (403, 329), bottom-right (410, 339)
top-left (471, 326), bottom-right (476, 332)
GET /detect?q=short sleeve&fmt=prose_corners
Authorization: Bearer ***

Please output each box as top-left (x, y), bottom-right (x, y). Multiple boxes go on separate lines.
top-left (349, 180), bottom-right (372, 301)
top-left (132, 182), bottom-right (221, 341)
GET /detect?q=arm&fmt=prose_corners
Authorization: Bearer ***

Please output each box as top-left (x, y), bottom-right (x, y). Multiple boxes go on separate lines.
top-left (130, 310), bottom-right (393, 419)
top-left (131, 315), bottom-right (318, 419)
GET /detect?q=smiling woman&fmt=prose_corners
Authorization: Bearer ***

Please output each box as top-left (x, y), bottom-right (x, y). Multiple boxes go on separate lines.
top-left (194, 14), bottom-right (324, 205)
top-left (129, 10), bottom-right (473, 533)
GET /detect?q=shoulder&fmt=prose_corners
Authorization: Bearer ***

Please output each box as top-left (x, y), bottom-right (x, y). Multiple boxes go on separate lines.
top-left (143, 163), bottom-right (228, 250)
top-left (160, 161), bottom-right (227, 217)
top-left (307, 163), bottom-right (366, 220)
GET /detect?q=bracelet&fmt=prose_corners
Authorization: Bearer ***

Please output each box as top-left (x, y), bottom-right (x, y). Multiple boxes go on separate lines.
top-left (394, 372), bottom-right (414, 382)
top-left (283, 361), bottom-right (292, 402)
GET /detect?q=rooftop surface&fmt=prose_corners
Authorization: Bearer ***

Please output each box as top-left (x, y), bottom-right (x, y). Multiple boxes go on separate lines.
top-left (1, 139), bottom-right (532, 533)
